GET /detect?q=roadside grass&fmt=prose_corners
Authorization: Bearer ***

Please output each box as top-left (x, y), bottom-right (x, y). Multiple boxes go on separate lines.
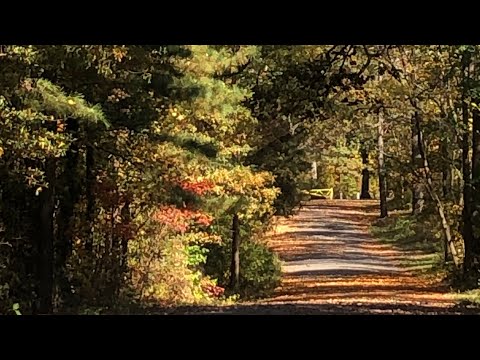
top-left (452, 289), bottom-right (480, 305)
top-left (450, 269), bottom-right (480, 305)
top-left (370, 210), bottom-right (480, 308)
top-left (370, 211), bottom-right (446, 277)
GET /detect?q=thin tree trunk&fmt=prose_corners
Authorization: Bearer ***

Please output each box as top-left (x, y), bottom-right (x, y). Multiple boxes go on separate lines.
top-left (120, 199), bottom-right (131, 274)
top-left (229, 213), bottom-right (240, 290)
top-left (415, 111), bottom-right (461, 269)
top-left (378, 110), bottom-right (388, 218)
top-left (471, 105), bottom-right (480, 255)
top-left (412, 111), bottom-right (425, 215)
top-left (441, 134), bottom-right (452, 262)
top-left (85, 141), bottom-right (95, 252)
top-left (400, 175), bottom-right (406, 205)
top-left (444, 235), bottom-right (450, 264)
top-left (441, 137), bottom-right (452, 199)
top-left (462, 62), bottom-right (474, 271)
top-left (442, 169), bottom-right (450, 199)
top-left (360, 144), bottom-right (371, 199)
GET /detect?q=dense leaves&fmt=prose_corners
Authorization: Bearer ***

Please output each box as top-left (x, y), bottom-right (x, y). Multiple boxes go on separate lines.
top-left (2, 45), bottom-right (480, 314)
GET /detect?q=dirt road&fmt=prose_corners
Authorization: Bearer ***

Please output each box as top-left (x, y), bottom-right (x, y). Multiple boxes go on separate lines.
top-left (158, 200), bottom-right (478, 315)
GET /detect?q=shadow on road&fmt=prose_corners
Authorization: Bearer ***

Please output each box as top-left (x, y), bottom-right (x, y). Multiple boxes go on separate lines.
top-left (156, 200), bottom-right (476, 315)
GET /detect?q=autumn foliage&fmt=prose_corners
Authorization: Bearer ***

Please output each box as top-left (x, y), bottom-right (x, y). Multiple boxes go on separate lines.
top-left (153, 206), bottom-right (214, 233)
top-left (3, 45), bottom-right (479, 315)
top-left (179, 179), bottom-right (216, 196)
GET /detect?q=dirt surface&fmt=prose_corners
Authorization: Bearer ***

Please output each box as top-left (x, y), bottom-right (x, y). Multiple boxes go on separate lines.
top-left (154, 200), bottom-right (479, 315)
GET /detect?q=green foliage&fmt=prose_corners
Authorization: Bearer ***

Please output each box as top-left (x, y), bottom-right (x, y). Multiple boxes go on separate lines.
top-left (313, 138), bottom-right (364, 199)
top-left (30, 79), bottom-right (109, 127)
top-left (237, 241), bottom-right (282, 298)
top-left (453, 289), bottom-right (480, 307)
top-left (12, 303), bottom-right (21, 315)
top-left (371, 213), bottom-right (444, 273)
top-left (4, 44), bottom-right (480, 313)
top-left (204, 240), bottom-right (282, 299)
top-left (187, 245), bottom-right (209, 267)
top-left (1, 45), bottom-right (278, 313)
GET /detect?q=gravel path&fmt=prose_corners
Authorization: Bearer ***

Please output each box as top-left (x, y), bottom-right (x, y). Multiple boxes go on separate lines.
top-left (153, 200), bottom-right (479, 315)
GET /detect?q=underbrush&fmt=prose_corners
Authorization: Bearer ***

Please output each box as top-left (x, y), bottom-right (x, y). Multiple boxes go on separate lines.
top-left (370, 210), bottom-right (480, 309)
top-left (204, 239), bottom-right (282, 300)
top-left (370, 213), bottom-right (445, 275)
top-left (452, 289), bottom-right (480, 305)
top-left (53, 220), bottom-right (282, 314)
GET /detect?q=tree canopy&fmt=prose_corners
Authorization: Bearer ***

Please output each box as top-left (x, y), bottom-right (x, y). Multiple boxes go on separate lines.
top-left (2, 45), bottom-right (480, 314)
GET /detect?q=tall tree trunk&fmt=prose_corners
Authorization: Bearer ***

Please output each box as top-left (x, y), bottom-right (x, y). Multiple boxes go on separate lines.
top-left (229, 67), bottom-right (243, 289)
top-left (462, 67), bottom-right (474, 270)
top-left (442, 167), bottom-right (450, 199)
top-left (471, 105), bottom-right (480, 255)
top-left (441, 137), bottom-right (452, 200)
top-left (85, 141), bottom-right (95, 252)
top-left (441, 115), bottom-right (453, 262)
top-left (36, 158), bottom-right (56, 313)
top-left (415, 111), bottom-right (461, 269)
top-left (378, 110), bottom-right (388, 218)
top-left (229, 213), bottom-right (240, 291)
top-left (411, 110), bottom-right (425, 215)
top-left (55, 118), bottom-right (80, 300)
top-left (360, 144), bottom-right (371, 199)
top-left (120, 199), bottom-right (131, 274)
top-left (108, 198), bottom-right (132, 300)
top-left (400, 175), bottom-right (406, 205)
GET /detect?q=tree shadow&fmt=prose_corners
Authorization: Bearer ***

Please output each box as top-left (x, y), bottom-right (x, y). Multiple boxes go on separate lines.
top-left (143, 300), bottom-right (478, 315)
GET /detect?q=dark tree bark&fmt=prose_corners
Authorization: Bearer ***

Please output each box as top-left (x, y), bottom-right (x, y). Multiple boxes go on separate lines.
top-left (120, 199), bottom-right (131, 274)
top-left (378, 110), bottom-right (388, 218)
top-left (411, 110), bottom-right (425, 215)
top-left (471, 105), bottom-right (480, 255)
top-left (462, 68), bottom-right (474, 270)
top-left (36, 158), bottom-right (56, 314)
top-left (55, 118), bottom-right (80, 299)
top-left (229, 213), bottom-right (240, 290)
top-left (85, 140), bottom-right (95, 252)
top-left (360, 144), bottom-right (371, 199)
top-left (442, 168), bottom-right (450, 199)
top-left (2, 159), bottom-right (39, 313)
top-left (440, 136), bottom-right (452, 200)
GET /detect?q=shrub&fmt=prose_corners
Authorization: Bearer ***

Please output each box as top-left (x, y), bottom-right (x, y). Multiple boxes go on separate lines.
top-left (204, 239), bottom-right (282, 299)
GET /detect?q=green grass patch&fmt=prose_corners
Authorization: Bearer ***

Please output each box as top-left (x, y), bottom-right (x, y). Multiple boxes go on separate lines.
top-left (448, 268), bottom-right (480, 308)
top-left (370, 213), bottom-right (445, 275)
top-left (452, 289), bottom-right (480, 305)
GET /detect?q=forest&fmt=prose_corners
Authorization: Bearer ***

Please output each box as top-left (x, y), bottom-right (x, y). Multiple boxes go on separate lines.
top-left (1, 45), bottom-right (480, 315)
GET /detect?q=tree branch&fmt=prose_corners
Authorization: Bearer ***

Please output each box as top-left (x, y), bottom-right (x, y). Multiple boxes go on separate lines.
top-left (215, 59), bottom-right (252, 79)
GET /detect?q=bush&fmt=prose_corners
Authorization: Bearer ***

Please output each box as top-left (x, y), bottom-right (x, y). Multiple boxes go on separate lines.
top-left (204, 239), bottom-right (282, 299)
top-left (129, 233), bottom-right (211, 305)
